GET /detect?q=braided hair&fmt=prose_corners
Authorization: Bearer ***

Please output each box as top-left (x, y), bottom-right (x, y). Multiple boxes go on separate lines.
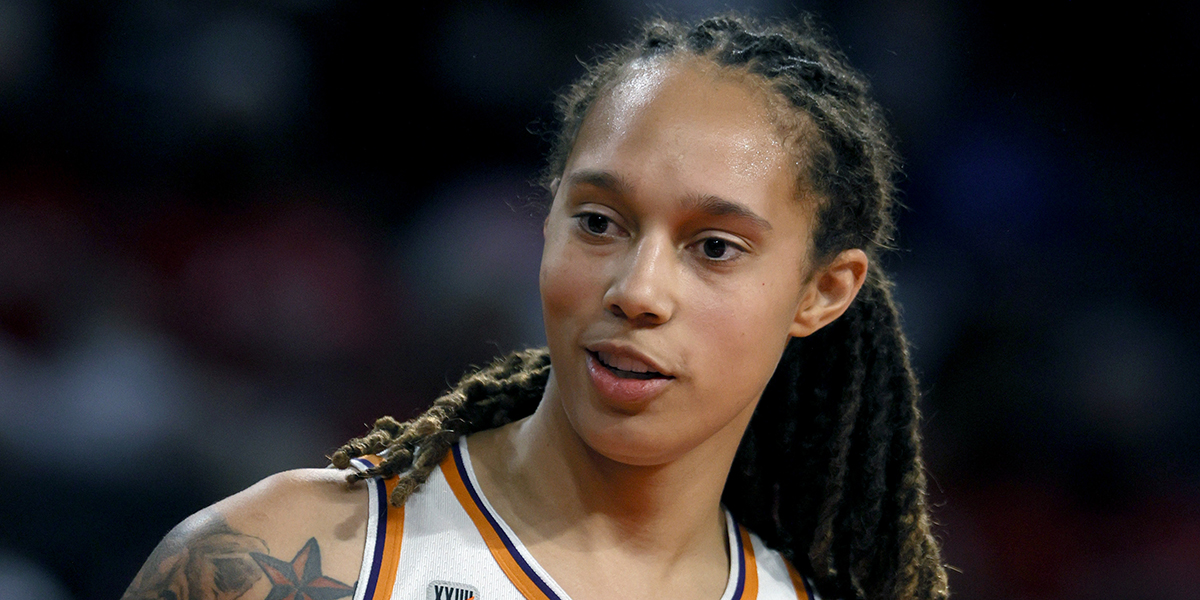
top-left (331, 13), bottom-right (947, 600)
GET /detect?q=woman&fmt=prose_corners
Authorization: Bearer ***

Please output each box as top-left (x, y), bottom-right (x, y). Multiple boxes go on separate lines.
top-left (122, 13), bottom-right (948, 600)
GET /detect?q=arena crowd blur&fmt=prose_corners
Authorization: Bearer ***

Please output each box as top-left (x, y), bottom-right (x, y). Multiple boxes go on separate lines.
top-left (0, 1), bottom-right (1196, 599)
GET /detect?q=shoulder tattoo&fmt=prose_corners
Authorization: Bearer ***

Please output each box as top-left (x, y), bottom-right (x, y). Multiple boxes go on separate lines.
top-left (121, 518), bottom-right (355, 600)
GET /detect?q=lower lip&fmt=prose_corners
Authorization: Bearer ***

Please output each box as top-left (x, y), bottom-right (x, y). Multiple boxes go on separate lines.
top-left (585, 351), bottom-right (673, 407)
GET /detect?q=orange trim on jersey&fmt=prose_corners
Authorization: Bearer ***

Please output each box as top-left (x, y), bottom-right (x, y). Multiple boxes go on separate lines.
top-left (371, 474), bottom-right (404, 600)
top-left (785, 561), bottom-right (812, 600)
top-left (439, 451), bottom-right (555, 600)
top-left (738, 525), bottom-right (759, 599)
top-left (355, 454), bottom-right (406, 600)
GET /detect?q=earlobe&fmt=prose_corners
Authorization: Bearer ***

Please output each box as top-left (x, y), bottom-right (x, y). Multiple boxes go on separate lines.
top-left (789, 249), bottom-right (869, 338)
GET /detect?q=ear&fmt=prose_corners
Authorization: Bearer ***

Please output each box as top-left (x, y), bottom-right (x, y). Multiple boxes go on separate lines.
top-left (789, 248), bottom-right (869, 338)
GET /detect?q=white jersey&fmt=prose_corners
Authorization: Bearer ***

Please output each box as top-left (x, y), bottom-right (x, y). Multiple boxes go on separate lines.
top-left (351, 438), bottom-right (818, 600)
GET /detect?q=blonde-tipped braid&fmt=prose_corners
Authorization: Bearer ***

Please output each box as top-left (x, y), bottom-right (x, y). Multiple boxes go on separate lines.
top-left (330, 348), bottom-right (551, 507)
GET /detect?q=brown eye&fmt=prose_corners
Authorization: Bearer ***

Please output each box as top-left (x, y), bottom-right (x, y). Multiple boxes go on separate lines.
top-left (696, 237), bottom-right (747, 263)
top-left (703, 238), bottom-right (728, 259)
top-left (584, 214), bottom-right (609, 234)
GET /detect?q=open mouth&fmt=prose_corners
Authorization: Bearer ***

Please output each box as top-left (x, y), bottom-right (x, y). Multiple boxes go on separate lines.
top-left (589, 350), bottom-right (671, 380)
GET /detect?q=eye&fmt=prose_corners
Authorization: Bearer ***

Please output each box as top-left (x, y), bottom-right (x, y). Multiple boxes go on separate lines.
top-left (696, 236), bottom-right (747, 262)
top-left (703, 238), bottom-right (728, 258)
top-left (584, 213), bottom-right (610, 234)
top-left (574, 212), bottom-right (620, 238)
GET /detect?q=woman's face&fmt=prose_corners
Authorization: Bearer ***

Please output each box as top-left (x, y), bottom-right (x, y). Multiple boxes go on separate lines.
top-left (540, 58), bottom-right (817, 466)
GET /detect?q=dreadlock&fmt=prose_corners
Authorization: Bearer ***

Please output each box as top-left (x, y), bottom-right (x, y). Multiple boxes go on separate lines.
top-left (330, 348), bottom-right (550, 500)
top-left (333, 12), bottom-right (948, 600)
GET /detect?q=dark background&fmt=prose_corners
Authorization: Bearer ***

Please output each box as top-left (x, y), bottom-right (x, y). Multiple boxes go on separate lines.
top-left (1, 1), bottom-right (1196, 599)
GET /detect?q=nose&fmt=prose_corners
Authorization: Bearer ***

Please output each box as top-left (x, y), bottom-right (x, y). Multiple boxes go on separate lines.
top-left (604, 235), bottom-right (675, 326)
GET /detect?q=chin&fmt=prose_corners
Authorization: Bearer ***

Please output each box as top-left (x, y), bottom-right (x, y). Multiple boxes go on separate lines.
top-left (571, 413), bottom-right (700, 467)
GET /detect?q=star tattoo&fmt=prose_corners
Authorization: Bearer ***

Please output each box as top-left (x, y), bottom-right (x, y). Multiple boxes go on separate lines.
top-left (250, 537), bottom-right (355, 600)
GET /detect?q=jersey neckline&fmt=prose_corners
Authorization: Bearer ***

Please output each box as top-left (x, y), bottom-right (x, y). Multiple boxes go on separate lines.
top-left (443, 436), bottom-right (758, 600)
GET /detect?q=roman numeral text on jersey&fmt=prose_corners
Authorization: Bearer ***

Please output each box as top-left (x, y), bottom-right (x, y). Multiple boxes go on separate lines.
top-left (428, 580), bottom-right (479, 600)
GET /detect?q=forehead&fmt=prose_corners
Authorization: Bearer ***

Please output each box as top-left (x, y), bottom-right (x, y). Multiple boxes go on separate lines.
top-left (563, 57), bottom-right (807, 211)
top-left (606, 57), bottom-right (767, 116)
top-left (586, 57), bottom-right (783, 146)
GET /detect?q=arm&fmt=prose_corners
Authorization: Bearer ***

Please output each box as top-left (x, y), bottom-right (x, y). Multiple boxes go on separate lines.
top-left (121, 467), bottom-right (370, 600)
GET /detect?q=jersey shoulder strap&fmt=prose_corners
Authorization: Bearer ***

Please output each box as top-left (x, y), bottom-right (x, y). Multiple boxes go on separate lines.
top-left (349, 455), bottom-right (405, 600)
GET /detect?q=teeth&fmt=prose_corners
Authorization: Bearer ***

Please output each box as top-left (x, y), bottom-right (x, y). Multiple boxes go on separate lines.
top-left (597, 351), bottom-right (657, 374)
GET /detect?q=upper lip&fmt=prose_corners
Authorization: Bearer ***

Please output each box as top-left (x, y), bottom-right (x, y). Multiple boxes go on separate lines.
top-left (584, 340), bottom-right (675, 377)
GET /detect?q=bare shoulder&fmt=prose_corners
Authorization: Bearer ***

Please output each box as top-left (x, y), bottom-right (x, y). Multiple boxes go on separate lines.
top-left (121, 467), bottom-right (372, 600)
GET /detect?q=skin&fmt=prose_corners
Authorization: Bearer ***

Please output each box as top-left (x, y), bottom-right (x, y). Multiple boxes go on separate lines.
top-left (122, 56), bottom-right (868, 600)
top-left (120, 468), bottom-right (368, 600)
top-left (469, 57), bottom-right (867, 599)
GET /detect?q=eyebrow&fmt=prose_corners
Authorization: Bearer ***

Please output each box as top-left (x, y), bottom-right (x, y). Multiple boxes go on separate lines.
top-left (682, 193), bottom-right (773, 232)
top-left (565, 168), bottom-right (773, 232)
top-left (564, 169), bottom-right (633, 195)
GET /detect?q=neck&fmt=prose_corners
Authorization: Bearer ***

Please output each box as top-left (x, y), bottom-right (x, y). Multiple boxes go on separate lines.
top-left (469, 375), bottom-right (748, 559)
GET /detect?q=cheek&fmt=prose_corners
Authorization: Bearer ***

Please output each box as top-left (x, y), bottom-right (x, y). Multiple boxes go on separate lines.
top-left (690, 279), bottom-right (797, 375)
top-left (539, 239), bottom-right (599, 330)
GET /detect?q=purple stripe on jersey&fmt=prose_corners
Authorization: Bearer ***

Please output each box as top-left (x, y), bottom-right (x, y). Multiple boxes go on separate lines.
top-left (451, 442), bottom-right (566, 600)
top-left (800, 573), bottom-right (816, 600)
top-left (732, 522), bottom-right (748, 600)
top-left (353, 457), bottom-right (389, 600)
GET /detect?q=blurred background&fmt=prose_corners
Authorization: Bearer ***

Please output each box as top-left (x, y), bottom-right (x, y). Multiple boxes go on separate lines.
top-left (0, 1), bottom-right (1196, 598)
